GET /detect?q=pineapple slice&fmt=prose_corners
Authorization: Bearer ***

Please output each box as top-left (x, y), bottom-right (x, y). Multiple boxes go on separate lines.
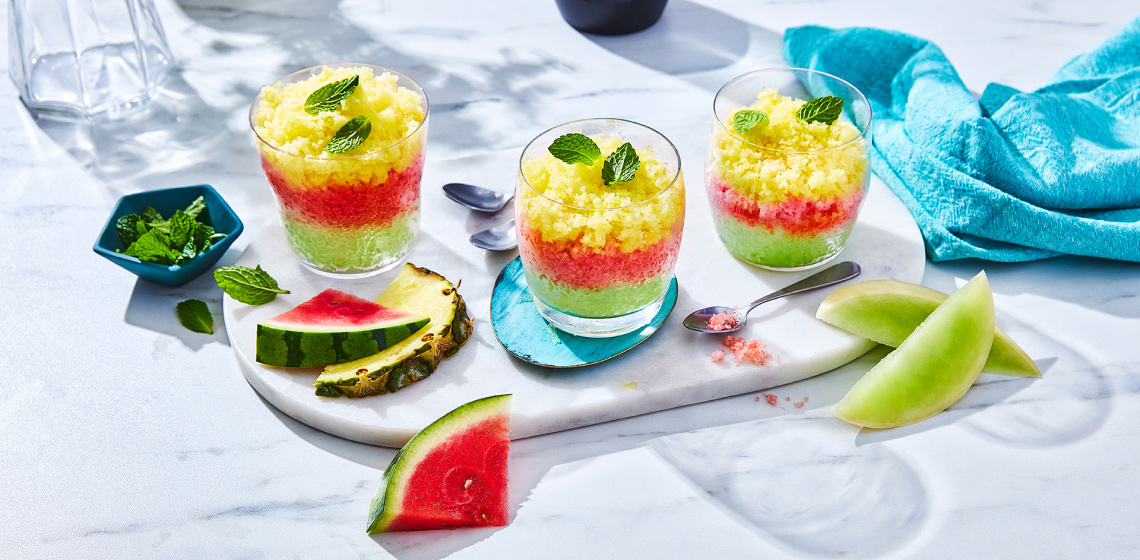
top-left (315, 264), bottom-right (473, 398)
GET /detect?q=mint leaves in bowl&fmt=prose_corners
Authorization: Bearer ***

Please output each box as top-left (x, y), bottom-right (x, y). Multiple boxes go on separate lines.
top-left (94, 184), bottom-right (243, 286)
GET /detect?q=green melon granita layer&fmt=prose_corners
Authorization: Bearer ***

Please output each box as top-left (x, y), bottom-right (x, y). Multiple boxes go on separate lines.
top-left (282, 212), bottom-right (417, 272)
top-left (712, 214), bottom-right (853, 269)
top-left (523, 271), bottom-right (671, 318)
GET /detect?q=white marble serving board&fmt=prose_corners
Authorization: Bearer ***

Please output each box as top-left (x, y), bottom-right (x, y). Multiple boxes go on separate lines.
top-left (223, 128), bottom-right (924, 447)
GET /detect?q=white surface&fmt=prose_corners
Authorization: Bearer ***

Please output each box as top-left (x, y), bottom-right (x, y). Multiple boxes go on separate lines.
top-left (4, 1), bottom-right (1140, 559)
top-left (224, 145), bottom-right (923, 447)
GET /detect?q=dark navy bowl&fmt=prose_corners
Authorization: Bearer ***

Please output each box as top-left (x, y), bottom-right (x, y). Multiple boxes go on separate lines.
top-left (555, 0), bottom-right (668, 35)
top-left (94, 184), bottom-right (243, 287)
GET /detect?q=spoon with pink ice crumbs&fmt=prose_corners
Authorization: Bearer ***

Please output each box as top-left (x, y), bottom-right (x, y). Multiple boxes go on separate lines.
top-left (683, 261), bottom-right (861, 333)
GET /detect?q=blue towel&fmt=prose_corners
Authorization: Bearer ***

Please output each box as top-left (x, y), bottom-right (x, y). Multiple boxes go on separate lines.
top-left (784, 19), bottom-right (1140, 262)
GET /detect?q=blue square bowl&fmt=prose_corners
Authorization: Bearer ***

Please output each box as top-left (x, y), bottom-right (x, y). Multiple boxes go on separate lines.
top-left (94, 184), bottom-right (244, 287)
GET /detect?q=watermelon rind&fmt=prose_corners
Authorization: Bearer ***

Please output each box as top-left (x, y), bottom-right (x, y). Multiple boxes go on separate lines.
top-left (255, 289), bottom-right (430, 368)
top-left (255, 319), bottom-right (429, 368)
top-left (367, 394), bottom-right (511, 533)
top-left (816, 279), bottom-right (1039, 378)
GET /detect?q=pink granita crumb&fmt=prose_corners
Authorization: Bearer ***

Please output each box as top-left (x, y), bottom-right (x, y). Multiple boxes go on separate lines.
top-left (765, 393), bottom-right (778, 406)
top-left (803, 397), bottom-right (809, 402)
top-left (755, 396), bottom-right (761, 402)
top-left (786, 396), bottom-right (790, 401)
top-left (721, 335), bottom-right (773, 366)
top-left (794, 401), bottom-right (805, 408)
top-left (711, 350), bottom-right (726, 363)
top-left (706, 310), bottom-right (741, 331)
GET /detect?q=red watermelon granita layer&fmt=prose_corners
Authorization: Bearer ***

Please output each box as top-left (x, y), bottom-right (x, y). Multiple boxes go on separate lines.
top-left (263, 151), bottom-right (423, 228)
top-left (517, 221), bottom-right (681, 318)
top-left (517, 136), bottom-right (685, 320)
top-left (251, 64), bottom-right (428, 275)
top-left (706, 169), bottom-right (866, 269)
top-left (706, 87), bottom-right (869, 269)
top-left (264, 150), bottom-right (423, 272)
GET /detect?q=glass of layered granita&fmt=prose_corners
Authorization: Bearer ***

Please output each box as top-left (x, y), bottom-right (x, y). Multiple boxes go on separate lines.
top-left (251, 64), bottom-right (427, 277)
top-left (516, 119), bottom-right (685, 338)
top-left (706, 68), bottom-right (871, 271)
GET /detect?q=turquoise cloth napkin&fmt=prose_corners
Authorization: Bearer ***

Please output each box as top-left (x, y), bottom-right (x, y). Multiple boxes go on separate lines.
top-left (784, 18), bottom-right (1140, 262)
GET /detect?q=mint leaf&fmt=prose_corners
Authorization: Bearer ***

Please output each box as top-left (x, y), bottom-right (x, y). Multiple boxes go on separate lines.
top-left (177, 242), bottom-right (198, 264)
top-left (325, 116), bottom-right (372, 154)
top-left (168, 210), bottom-right (195, 251)
top-left (548, 133), bottom-right (601, 165)
top-left (124, 230), bottom-right (180, 265)
top-left (117, 214), bottom-right (144, 246)
top-left (176, 299), bottom-right (214, 334)
top-left (141, 206), bottom-right (163, 224)
top-left (304, 75), bottom-right (360, 115)
top-left (183, 196), bottom-right (206, 220)
top-left (601, 142), bottom-right (640, 186)
top-left (796, 96), bottom-right (844, 125)
top-left (733, 110), bottom-right (768, 134)
top-left (191, 222), bottom-right (216, 253)
top-left (214, 265), bottom-right (290, 305)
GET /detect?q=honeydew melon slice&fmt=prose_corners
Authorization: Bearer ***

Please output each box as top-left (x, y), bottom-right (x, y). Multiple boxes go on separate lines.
top-left (817, 279), bottom-right (1039, 377)
top-left (832, 272), bottom-right (995, 429)
top-left (368, 394), bottom-right (511, 532)
top-left (256, 289), bottom-right (429, 368)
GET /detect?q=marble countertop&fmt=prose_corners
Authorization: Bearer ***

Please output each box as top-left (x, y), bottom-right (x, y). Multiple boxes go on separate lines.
top-left (3, 1), bottom-right (1140, 558)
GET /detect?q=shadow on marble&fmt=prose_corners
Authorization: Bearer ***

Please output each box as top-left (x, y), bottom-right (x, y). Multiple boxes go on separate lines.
top-left (32, 66), bottom-right (262, 204)
top-left (924, 256), bottom-right (1140, 320)
top-left (172, 0), bottom-right (574, 157)
top-left (651, 412), bottom-right (930, 559)
top-left (123, 250), bottom-right (238, 351)
top-left (956, 312), bottom-right (1112, 448)
top-left (583, 1), bottom-right (784, 91)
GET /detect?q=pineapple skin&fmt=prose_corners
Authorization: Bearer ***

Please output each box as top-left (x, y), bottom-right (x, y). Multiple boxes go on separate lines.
top-left (314, 265), bottom-right (474, 398)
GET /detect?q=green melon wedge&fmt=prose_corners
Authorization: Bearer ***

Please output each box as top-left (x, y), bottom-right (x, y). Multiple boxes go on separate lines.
top-left (817, 279), bottom-right (1039, 378)
top-left (832, 272), bottom-right (995, 429)
top-left (368, 394), bottom-right (511, 532)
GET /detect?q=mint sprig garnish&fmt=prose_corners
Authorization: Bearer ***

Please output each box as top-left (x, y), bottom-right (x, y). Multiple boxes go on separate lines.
top-left (548, 133), bottom-right (601, 165)
top-left (214, 265), bottom-right (289, 305)
top-left (325, 116), bottom-right (372, 154)
top-left (733, 110), bottom-right (768, 134)
top-left (124, 230), bottom-right (182, 265)
top-left (304, 75), bottom-right (360, 115)
top-left (602, 142), bottom-right (640, 186)
top-left (796, 96), bottom-right (844, 125)
top-left (116, 196), bottom-right (224, 266)
top-left (176, 299), bottom-right (214, 334)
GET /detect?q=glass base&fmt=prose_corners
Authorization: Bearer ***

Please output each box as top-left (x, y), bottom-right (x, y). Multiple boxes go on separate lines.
top-left (295, 254), bottom-right (406, 279)
top-left (742, 248), bottom-right (844, 272)
top-left (533, 288), bottom-right (668, 338)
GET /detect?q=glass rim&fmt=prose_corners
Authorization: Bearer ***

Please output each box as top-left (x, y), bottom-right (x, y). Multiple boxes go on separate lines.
top-left (712, 66), bottom-right (873, 155)
top-left (518, 118), bottom-right (683, 212)
top-left (249, 63), bottom-right (429, 161)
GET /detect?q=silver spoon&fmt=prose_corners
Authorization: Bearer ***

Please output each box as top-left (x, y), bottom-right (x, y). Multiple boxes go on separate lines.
top-left (683, 261), bottom-right (861, 333)
top-left (443, 182), bottom-right (513, 212)
top-left (470, 219), bottom-right (517, 251)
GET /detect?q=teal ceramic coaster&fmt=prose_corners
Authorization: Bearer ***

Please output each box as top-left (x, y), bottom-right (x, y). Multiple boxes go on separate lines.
top-left (490, 257), bottom-right (677, 368)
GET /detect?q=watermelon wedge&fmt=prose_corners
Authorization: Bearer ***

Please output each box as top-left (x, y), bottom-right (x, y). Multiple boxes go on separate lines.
top-left (256, 289), bottom-right (430, 368)
top-left (368, 394), bottom-right (511, 532)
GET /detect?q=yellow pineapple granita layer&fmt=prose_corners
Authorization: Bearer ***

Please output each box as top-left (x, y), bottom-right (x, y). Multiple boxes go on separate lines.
top-left (252, 66), bottom-right (426, 187)
top-left (520, 136), bottom-right (684, 252)
top-left (711, 88), bottom-right (868, 204)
